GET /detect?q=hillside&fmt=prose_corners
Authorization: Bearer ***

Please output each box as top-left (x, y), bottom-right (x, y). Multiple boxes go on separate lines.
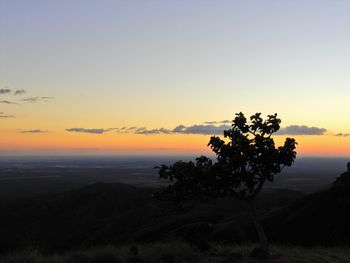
top-left (0, 182), bottom-right (302, 253)
top-left (1, 176), bottom-right (350, 254)
top-left (1, 243), bottom-right (350, 263)
top-left (264, 184), bottom-right (350, 245)
top-left (0, 183), bottom-right (154, 252)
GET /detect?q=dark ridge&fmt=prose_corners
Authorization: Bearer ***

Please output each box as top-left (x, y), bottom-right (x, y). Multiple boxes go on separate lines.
top-left (263, 184), bottom-right (350, 245)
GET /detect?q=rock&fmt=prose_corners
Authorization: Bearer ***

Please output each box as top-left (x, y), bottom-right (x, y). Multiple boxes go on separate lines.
top-left (250, 247), bottom-right (269, 260)
top-left (68, 253), bottom-right (91, 263)
top-left (90, 252), bottom-right (123, 263)
top-left (174, 221), bottom-right (213, 251)
top-left (130, 245), bottom-right (139, 256)
top-left (126, 257), bottom-right (150, 263)
top-left (175, 221), bottom-right (213, 237)
top-left (191, 237), bottom-right (211, 252)
top-left (156, 254), bottom-right (175, 263)
top-left (221, 252), bottom-right (243, 263)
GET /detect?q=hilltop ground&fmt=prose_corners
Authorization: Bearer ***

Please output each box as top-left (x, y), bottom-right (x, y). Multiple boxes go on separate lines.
top-left (2, 243), bottom-right (350, 263)
top-left (1, 158), bottom-right (350, 261)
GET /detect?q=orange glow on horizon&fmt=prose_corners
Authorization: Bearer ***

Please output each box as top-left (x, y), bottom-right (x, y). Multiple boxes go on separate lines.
top-left (1, 130), bottom-right (349, 156)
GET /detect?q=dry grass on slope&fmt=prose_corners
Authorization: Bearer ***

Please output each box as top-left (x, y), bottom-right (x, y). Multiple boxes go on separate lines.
top-left (1, 243), bottom-right (350, 263)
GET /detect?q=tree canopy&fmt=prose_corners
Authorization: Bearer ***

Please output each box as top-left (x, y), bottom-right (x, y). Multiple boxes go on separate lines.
top-left (155, 112), bottom-right (297, 202)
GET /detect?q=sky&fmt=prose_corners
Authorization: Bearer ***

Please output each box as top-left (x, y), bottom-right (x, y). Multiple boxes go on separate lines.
top-left (0, 0), bottom-right (350, 156)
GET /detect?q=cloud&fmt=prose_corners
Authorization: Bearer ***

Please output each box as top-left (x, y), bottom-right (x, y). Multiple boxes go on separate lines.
top-left (135, 127), bottom-right (171, 135)
top-left (0, 112), bottom-right (15, 118)
top-left (173, 124), bottom-right (230, 135)
top-left (14, 89), bottom-right (26, 95)
top-left (134, 123), bottom-right (326, 136)
top-left (109, 127), bottom-right (129, 132)
top-left (134, 127), bottom-right (146, 133)
top-left (204, 120), bottom-right (231, 124)
top-left (0, 88), bottom-right (11, 95)
top-left (0, 100), bottom-right (17, 104)
top-left (64, 123), bottom-right (330, 137)
top-left (22, 97), bottom-right (54, 103)
top-left (41, 96), bottom-right (54, 100)
top-left (335, 133), bottom-right (350, 137)
top-left (21, 97), bottom-right (39, 103)
top-left (172, 125), bottom-right (187, 133)
top-left (66, 128), bottom-right (110, 134)
top-left (277, 125), bottom-right (327, 135)
top-left (65, 126), bottom-right (143, 135)
top-left (21, 129), bottom-right (48, 133)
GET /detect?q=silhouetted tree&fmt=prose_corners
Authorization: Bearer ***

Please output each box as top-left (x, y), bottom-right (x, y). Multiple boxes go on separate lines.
top-left (155, 113), bottom-right (297, 257)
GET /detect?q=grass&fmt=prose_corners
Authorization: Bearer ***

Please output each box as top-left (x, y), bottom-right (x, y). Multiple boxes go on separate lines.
top-left (1, 242), bottom-right (350, 263)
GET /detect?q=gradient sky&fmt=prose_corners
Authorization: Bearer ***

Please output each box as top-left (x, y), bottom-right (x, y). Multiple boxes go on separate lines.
top-left (0, 0), bottom-right (349, 156)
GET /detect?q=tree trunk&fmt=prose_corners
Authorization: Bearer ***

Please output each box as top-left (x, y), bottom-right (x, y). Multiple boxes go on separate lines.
top-left (247, 200), bottom-right (269, 258)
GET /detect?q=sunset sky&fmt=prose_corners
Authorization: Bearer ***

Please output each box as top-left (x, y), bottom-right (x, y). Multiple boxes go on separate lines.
top-left (1, 0), bottom-right (349, 156)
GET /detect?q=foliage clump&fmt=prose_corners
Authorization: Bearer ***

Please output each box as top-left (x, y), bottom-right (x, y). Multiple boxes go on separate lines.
top-left (156, 112), bottom-right (297, 202)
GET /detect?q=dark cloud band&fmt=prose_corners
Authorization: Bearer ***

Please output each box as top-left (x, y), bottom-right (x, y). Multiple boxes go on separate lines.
top-left (204, 120), bottom-right (231, 125)
top-left (14, 89), bottom-right (26, 95)
top-left (66, 128), bottom-right (109, 134)
top-left (65, 124), bottom-right (329, 136)
top-left (0, 100), bottom-right (17, 104)
top-left (172, 124), bottom-right (230, 135)
top-left (277, 125), bottom-right (327, 135)
top-left (21, 130), bottom-right (48, 133)
top-left (0, 112), bottom-right (15, 118)
top-left (0, 88), bottom-right (27, 95)
top-left (335, 133), bottom-right (350, 137)
top-left (22, 97), bottom-right (54, 103)
top-left (0, 88), bottom-right (11, 95)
